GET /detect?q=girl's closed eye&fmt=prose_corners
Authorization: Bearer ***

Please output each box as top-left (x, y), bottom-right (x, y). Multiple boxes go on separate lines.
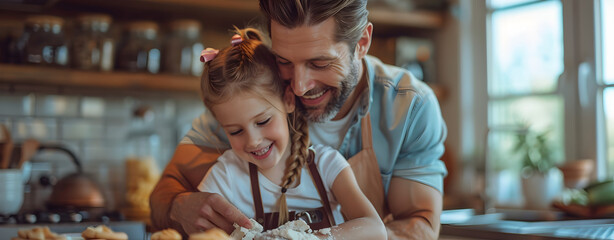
top-left (229, 129), bottom-right (243, 136)
top-left (257, 117), bottom-right (271, 126)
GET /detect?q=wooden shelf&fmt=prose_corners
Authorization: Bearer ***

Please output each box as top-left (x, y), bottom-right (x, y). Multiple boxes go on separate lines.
top-left (53, 0), bottom-right (443, 31)
top-left (369, 8), bottom-right (444, 29)
top-left (0, 64), bottom-right (200, 94)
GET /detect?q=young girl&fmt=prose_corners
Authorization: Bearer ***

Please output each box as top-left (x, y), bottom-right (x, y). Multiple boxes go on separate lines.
top-left (196, 28), bottom-right (386, 239)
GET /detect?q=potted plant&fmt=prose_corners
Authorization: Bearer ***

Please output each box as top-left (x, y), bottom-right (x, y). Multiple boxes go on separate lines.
top-left (513, 126), bottom-right (563, 209)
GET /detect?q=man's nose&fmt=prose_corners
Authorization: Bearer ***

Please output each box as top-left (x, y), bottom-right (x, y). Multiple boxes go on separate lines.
top-left (292, 67), bottom-right (314, 97)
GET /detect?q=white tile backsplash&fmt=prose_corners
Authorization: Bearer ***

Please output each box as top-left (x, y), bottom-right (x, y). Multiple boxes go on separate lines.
top-left (1, 90), bottom-right (203, 210)
top-left (61, 119), bottom-right (105, 140)
top-left (0, 93), bottom-right (33, 116)
top-left (14, 118), bottom-right (58, 140)
top-left (36, 95), bottom-right (80, 117)
top-left (81, 97), bottom-right (106, 118)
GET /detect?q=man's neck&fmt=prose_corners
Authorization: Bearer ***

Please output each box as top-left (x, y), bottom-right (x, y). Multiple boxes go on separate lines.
top-left (331, 60), bottom-right (368, 121)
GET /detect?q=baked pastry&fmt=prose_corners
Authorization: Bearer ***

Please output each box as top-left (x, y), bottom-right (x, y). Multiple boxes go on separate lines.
top-left (151, 228), bottom-right (181, 240)
top-left (189, 228), bottom-right (230, 240)
top-left (81, 225), bottom-right (128, 240)
top-left (12, 226), bottom-right (66, 240)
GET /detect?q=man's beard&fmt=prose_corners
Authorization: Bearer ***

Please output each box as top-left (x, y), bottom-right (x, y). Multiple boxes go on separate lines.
top-left (296, 60), bottom-right (359, 122)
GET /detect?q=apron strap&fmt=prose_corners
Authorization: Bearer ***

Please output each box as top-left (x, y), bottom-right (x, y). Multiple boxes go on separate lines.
top-left (249, 163), bottom-right (265, 225)
top-left (360, 112), bottom-right (373, 149)
top-left (249, 150), bottom-right (336, 229)
top-left (306, 149), bottom-right (337, 227)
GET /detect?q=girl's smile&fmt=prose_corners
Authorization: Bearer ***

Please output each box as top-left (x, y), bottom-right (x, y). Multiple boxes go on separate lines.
top-left (211, 90), bottom-right (295, 183)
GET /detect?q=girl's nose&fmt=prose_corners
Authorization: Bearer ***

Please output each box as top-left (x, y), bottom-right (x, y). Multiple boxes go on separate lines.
top-left (246, 130), bottom-right (262, 148)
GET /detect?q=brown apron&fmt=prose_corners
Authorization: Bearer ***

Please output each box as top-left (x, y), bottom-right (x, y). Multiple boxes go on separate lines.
top-left (346, 113), bottom-right (389, 219)
top-left (249, 149), bottom-right (336, 231)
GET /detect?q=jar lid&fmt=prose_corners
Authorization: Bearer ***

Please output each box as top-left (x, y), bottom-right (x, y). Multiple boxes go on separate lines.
top-left (168, 19), bottom-right (201, 39)
top-left (168, 19), bottom-right (201, 31)
top-left (125, 21), bottom-right (159, 39)
top-left (76, 14), bottom-right (112, 32)
top-left (125, 21), bottom-right (159, 32)
top-left (76, 14), bottom-right (112, 24)
top-left (25, 15), bottom-right (64, 27)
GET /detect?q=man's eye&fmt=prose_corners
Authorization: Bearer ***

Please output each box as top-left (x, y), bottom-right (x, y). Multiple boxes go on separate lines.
top-left (277, 59), bottom-right (290, 65)
top-left (229, 129), bottom-right (243, 136)
top-left (311, 62), bottom-right (330, 69)
top-left (257, 118), bottom-right (271, 126)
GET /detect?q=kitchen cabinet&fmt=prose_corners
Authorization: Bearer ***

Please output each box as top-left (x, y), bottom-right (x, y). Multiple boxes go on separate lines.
top-left (0, 0), bottom-right (446, 95)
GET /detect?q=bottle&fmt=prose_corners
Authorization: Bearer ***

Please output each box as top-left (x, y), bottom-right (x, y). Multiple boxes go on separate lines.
top-left (71, 14), bottom-right (115, 71)
top-left (163, 19), bottom-right (204, 76)
top-left (116, 21), bottom-right (161, 74)
top-left (18, 15), bottom-right (69, 67)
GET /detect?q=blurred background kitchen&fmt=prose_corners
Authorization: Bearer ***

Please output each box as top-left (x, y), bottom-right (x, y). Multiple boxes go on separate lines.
top-left (0, 0), bottom-right (613, 239)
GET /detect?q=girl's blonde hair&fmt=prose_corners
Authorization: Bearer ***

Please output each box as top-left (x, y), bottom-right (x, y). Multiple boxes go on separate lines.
top-left (200, 27), bottom-right (310, 226)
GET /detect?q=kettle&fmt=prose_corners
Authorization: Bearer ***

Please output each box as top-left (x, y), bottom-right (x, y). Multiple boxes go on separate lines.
top-left (37, 144), bottom-right (105, 209)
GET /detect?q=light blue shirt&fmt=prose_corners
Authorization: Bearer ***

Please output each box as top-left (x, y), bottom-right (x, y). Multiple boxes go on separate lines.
top-left (182, 55), bottom-right (448, 193)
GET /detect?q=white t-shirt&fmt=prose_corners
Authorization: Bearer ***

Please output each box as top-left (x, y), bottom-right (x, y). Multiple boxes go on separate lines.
top-left (198, 144), bottom-right (349, 225)
top-left (309, 101), bottom-right (360, 150)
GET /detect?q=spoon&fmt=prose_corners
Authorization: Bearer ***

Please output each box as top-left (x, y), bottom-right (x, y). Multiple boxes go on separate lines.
top-left (16, 139), bottom-right (39, 169)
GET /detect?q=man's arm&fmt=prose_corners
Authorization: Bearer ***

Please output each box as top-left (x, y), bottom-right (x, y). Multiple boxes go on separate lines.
top-left (385, 177), bottom-right (443, 240)
top-left (150, 144), bottom-right (252, 235)
top-left (150, 144), bottom-right (219, 231)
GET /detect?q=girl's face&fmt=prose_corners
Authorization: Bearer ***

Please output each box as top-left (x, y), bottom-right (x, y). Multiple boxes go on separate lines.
top-left (211, 90), bottom-right (295, 172)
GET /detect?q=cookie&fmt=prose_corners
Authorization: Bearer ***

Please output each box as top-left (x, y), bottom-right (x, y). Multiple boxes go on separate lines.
top-left (81, 225), bottom-right (128, 240)
top-left (189, 228), bottom-right (230, 240)
top-left (151, 228), bottom-right (181, 240)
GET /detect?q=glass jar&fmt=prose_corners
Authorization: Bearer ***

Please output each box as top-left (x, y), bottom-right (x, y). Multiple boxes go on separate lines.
top-left (116, 21), bottom-right (160, 74)
top-left (18, 15), bottom-right (69, 67)
top-left (123, 105), bottom-right (160, 223)
top-left (162, 19), bottom-right (204, 76)
top-left (71, 14), bottom-right (115, 71)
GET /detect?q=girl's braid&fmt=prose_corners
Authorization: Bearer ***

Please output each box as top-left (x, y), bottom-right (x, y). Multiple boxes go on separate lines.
top-left (277, 110), bottom-right (310, 225)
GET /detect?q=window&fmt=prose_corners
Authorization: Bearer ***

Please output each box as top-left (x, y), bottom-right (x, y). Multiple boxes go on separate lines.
top-left (468, 0), bottom-right (613, 208)
top-left (600, 0), bottom-right (614, 175)
top-left (487, 0), bottom-right (564, 180)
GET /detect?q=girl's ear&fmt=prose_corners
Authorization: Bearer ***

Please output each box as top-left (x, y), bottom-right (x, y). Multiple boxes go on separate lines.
top-left (283, 86), bottom-right (296, 113)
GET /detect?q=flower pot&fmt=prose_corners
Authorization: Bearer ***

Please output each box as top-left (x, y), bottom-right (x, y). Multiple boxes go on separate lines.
top-left (558, 159), bottom-right (594, 189)
top-left (522, 168), bottom-right (563, 209)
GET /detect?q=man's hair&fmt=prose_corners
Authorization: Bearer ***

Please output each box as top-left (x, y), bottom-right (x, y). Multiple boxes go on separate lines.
top-left (259, 0), bottom-right (369, 52)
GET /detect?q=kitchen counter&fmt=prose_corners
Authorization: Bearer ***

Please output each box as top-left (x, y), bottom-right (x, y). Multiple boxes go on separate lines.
top-left (0, 221), bottom-right (145, 239)
top-left (440, 209), bottom-right (614, 239)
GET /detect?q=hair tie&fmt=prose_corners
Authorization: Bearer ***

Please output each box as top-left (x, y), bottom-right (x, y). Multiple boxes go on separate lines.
top-left (281, 187), bottom-right (287, 193)
top-left (200, 48), bottom-right (219, 63)
top-left (231, 34), bottom-right (243, 46)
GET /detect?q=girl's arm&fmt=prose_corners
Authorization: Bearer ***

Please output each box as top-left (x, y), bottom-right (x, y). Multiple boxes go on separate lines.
top-left (326, 166), bottom-right (387, 240)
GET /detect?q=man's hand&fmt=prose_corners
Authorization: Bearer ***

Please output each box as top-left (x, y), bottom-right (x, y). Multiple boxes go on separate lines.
top-left (170, 192), bottom-right (252, 234)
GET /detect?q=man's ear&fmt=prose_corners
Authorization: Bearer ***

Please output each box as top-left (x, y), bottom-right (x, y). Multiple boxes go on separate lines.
top-left (283, 86), bottom-right (296, 113)
top-left (355, 22), bottom-right (373, 60)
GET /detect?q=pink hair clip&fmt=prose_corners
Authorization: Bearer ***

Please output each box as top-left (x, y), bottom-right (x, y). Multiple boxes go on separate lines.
top-left (231, 34), bottom-right (242, 46)
top-left (200, 48), bottom-right (219, 63)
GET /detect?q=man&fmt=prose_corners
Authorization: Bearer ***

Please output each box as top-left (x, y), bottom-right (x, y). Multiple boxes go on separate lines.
top-left (150, 0), bottom-right (447, 239)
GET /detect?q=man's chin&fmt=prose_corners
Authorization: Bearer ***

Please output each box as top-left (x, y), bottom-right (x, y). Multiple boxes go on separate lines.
top-left (302, 107), bottom-right (338, 123)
